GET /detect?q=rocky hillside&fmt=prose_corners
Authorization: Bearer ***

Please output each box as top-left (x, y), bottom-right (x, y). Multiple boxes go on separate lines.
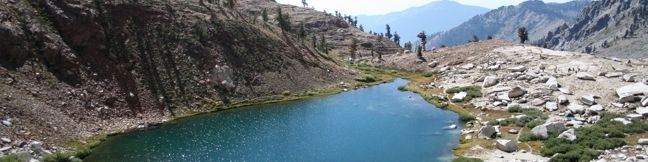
top-left (0, 0), bottom-right (388, 155)
top-left (544, 0), bottom-right (648, 59)
top-left (428, 0), bottom-right (590, 47)
top-left (240, 0), bottom-right (401, 58)
top-left (357, 0), bottom-right (489, 45)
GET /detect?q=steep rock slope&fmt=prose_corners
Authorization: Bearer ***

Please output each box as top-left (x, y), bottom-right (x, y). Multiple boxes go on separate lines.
top-left (357, 0), bottom-right (489, 45)
top-left (428, 0), bottom-right (590, 47)
top-left (545, 0), bottom-right (648, 58)
top-left (0, 0), bottom-right (382, 148)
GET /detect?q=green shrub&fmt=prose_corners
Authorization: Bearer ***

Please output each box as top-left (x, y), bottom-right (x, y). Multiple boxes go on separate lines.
top-left (281, 90), bottom-right (291, 96)
top-left (526, 119), bottom-right (545, 128)
top-left (0, 154), bottom-right (26, 162)
top-left (452, 156), bottom-right (483, 162)
top-left (458, 113), bottom-right (476, 123)
top-left (446, 86), bottom-right (482, 102)
top-left (354, 75), bottom-right (377, 83)
top-left (519, 132), bottom-right (544, 142)
top-left (397, 86), bottom-right (407, 91)
top-left (507, 105), bottom-right (522, 113)
top-left (74, 147), bottom-right (92, 159)
top-left (422, 72), bottom-right (434, 77)
top-left (538, 113), bottom-right (648, 161)
top-left (43, 152), bottom-right (81, 162)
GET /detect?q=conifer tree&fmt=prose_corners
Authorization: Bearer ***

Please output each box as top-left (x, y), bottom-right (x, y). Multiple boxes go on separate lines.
top-left (518, 27), bottom-right (529, 44)
top-left (417, 31), bottom-right (427, 51)
top-left (350, 38), bottom-right (358, 60)
top-left (393, 32), bottom-right (400, 45)
top-left (385, 24), bottom-right (392, 40)
top-left (276, 8), bottom-right (291, 32)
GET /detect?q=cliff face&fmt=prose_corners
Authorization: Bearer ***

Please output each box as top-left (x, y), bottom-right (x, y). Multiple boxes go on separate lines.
top-left (545, 0), bottom-right (648, 58)
top-left (427, 0), bottom-right (590, 47)
top-left (0, 0), bottom-right (383, 147)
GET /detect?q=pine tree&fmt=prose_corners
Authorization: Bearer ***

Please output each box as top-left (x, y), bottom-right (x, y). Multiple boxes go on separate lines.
top-left (393, 32), bottom-right (400, 46)
top-left (359, 25), bottom-right (364, 32)
top-left (320, 34), bottom-right (327, 53)
top-left (262, 9), bottom-right (268, 22)
top-left (518, 27), bottom-right (529, 44)
top-left (276, 8), bottom-right (291, 32)
top-left (403, 41), bottom-right (412, 51)
top-left (472, 35), bottom-right (479, 42)
top-left (385, 24), bottom-right (392, 40)
top-left (298, 23), bottom-right (306, 39)
top-left (226, 0), bottom-right (236, 9)
top-left (417, 31), bottom-right (427, 51)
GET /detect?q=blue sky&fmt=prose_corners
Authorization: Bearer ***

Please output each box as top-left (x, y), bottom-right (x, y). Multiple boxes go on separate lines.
top-left (276, 0), bottom-right (573, 15)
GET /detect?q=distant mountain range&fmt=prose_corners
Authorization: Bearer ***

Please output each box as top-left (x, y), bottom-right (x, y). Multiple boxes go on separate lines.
top-left (544, 0), bottom-right (648, 58)
top-left (428, 0), bottom-right (591, 48)
top-left (357, 0), bottom-right (490, 45)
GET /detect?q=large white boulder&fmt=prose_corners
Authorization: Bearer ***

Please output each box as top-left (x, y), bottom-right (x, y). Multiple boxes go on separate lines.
top-left (531, 122), bottom-right (566, 139)
top-left (605, 72), bottom-right (624, 78)
top-left (483, 76), bottom-right (499, 88)
top-left (508, 87), bottom-right (526, 98)
top-left (576, 72), bottom-right (596, 81)
top-left (428, 61), bottom-right (439, 68)
top-left (612, 118), bottom-right (632, 125)
top-left (642, 96), bottom-right (648, 107)
top-left (546, 77), bottom-right (560, 90)
top-left (531, 98), bottom-right (546, 106)
top-left (639, 138), bottom-right (648, 145)
top-left (559, 88), bottom-right (573, 95)
top-left (452, 92), bottom-right (468, 101)
top-left (623, 74), bottom-right (638, 82)
top-left (545, 102), bottom-right (558, 111)
top-left (497, 92), bottom-right (511, 102)
top-left (580, 95), bottom-right (596, 106)
top-left (496, 139), bottom-right (518, 153)
top-left (558, 129), bottom-right (577, 141)
top-left (567, 104), bottom-right (585, 114)
top-left (460, 63), bottom-right (475, 70)
top-left (508, 66), bottom-right (527, 72)
top-left (479, 125), bottom-right (498, 139)
top-left (616, 83), bottom-right (648, 103)
top-left (588, 105), bottom-right (604, 114)
top-left (558, 95), bottom-right (569, 105)
top-left (636, 107), bottom-right (648, 116)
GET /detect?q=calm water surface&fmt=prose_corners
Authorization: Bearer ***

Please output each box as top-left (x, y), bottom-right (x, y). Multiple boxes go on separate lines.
top-left (85, 78), bottom-right (460, 162)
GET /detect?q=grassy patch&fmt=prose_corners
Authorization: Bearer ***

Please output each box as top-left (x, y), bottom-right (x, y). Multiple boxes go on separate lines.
top-left (531, 113), bottom-right (648, 162)
top-left (446, 86), bottom-right (482, 102)
top-left (354, 74), bottom-right (377, 83)
top-left (0, 154), bottom-right (26, 162)
top-left (458, 113), bottom-right (477, 123)
top-left (452, 156), bottom-right (483, 162)
top-left (43, 152), bottom-right (82, 162)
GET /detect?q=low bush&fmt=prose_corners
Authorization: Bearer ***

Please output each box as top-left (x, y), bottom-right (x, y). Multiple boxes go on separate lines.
top-left (354, 74), bottom-right (377, 83)
top-left (397, 86), bottom-right (407, 91)
top-left (446, 86), bottom-right (482, 102)
top-left (43, 152), bottom-right (82, 162)
top-left (539, 113), bottom-right (648, 162)
top-left (458, 113), bottom-right (476, 122)
top-left (519, 132), bottom-right (544, 142)
top-left (422, 72), bottom-right (434, 77)
top-left (507, 105), bottom-right (522, 113)
top-left (0, 154), bottom-right (25, 162)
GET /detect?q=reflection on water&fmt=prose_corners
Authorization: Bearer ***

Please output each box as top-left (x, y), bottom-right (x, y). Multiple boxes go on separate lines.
top-left (85, 78), bottom-right (460, 162)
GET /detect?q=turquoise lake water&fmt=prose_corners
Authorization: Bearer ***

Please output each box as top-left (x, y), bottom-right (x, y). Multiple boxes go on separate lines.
top-left (85, 78), bottom-right (460, 162)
